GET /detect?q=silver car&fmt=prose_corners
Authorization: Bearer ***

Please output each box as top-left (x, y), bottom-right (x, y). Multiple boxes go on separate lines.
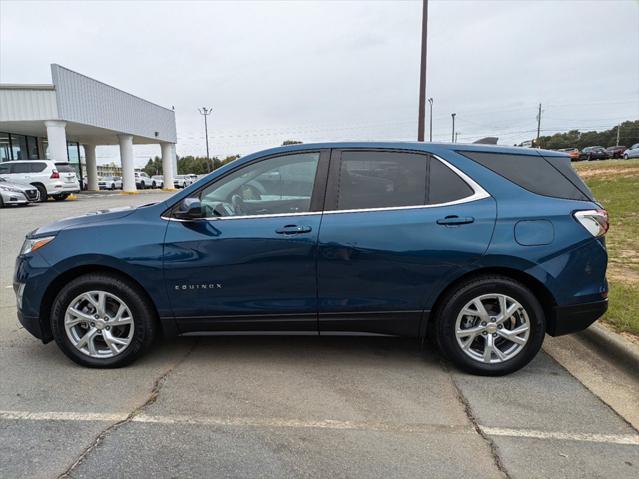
top-left (623, 143), bottom-right (639, 159)
top-left (0, 177), bottom-right (39, 207)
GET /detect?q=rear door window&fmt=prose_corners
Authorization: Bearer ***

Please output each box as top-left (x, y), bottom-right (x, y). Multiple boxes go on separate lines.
top-left (30, 162), bottom-right (47, 173)
top-left (460, 151), bottom-right (592, 201)
top-left (333, 151), bottom-right (428, 210)
top-left (11, 162), bottom-right (31, 174)
top-left (328, 150), bottom-right (475, 211)
top-left (428, 157), bottom-right (474, 204)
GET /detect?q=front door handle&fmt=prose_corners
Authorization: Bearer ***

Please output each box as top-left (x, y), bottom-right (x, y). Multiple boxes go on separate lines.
top-left (275, 225), bottom-right (312, 235)
top-left (436, 215), bottom-right (475, 226)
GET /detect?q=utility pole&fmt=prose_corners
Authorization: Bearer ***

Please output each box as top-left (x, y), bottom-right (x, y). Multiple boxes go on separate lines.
top-left (198, 107), bottom-right (213, 172)
top-left (616, 123), bottom-right (621, 146)
top-left (455, 132), bottom-right (459, 143)
top-left (536, 103), bottom-right (542, 148)
top-left (428, 97), bottom-right (434, 142)
top-left (451, 113), bottom-right (456, 143)
top-left (417, 0), bottom-right (429, 141)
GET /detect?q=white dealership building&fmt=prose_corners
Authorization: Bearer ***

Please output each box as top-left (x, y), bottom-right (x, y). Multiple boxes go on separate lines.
top-left (0, 64), bottom-right (176, 192)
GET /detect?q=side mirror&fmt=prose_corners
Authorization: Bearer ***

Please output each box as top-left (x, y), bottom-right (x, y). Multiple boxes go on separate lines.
top-left (174, 197), bottom-right (202, 220)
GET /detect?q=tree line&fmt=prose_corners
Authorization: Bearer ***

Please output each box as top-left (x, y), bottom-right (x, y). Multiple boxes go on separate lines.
top-left (533, 120), bottom-right (639, 150)
top-left (142, 154), bottom-right (241, 177)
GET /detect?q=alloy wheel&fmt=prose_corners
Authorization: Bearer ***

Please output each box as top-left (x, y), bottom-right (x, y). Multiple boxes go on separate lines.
top-left (64, 290), bottom-right (135, 358)
top-left (454, 293), bottom-right (530, 364)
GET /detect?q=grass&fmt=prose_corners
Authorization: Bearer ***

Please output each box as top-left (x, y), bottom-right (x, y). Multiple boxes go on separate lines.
top-left (573, 159), bottom-right (639, 336)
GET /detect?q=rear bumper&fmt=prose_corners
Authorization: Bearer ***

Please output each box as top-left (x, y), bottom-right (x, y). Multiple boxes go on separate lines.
top-left (547, 299), bottom-right (608, 336)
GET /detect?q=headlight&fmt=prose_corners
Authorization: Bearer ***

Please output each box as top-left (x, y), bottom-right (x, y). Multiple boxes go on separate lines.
top-left (20, 236), bottom-right (56, 255)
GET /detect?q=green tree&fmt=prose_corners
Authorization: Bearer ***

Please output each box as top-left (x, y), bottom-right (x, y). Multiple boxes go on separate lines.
top-left (282, 140), bottom-right (303, 146)
top-left (143, 156), bottom-right (162, 176)
top-left (535, 120), bottom-right (639, 150)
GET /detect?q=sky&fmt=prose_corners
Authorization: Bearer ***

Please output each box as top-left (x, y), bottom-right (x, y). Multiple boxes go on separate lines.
top-left (1, 0), bottom-right (638, 166)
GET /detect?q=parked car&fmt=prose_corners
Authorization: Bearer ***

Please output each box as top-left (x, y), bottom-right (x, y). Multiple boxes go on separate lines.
top-left (623, 143), bottom-right (639, 159)
top-left (557, 148), bottom-right (581, 161)
top-left (134, 171), bottom-right (155, 189)
top-left (151, 175), bottom-right (165, 188)
top-left (581, 146), bottom-right (610, 161)
top-left (0, 177), bottom-right (39, 207)
top-left (605, 145), bottom-right (627, 159)
top-left (173, 175), bottom-right (192, 188)
top-left (14, 142), bottom-right (609, 375)
top-left (0, 160), bottom-right (80, 201)
top-left (98, 176), bottom-right (123, 190)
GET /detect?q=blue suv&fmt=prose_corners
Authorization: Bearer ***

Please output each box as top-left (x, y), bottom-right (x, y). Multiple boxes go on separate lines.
top-left (14, 142), bottom-right (609, 375)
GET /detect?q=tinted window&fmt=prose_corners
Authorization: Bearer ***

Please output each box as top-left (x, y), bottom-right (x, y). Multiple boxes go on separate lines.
top-left (11, 162), bottom-right (31, 173)
top-left (460, 151), bottom-right (590, 201)
top-left (0, 163), bottom-right (10, 174)
top-left (55, 163), bottom-right (75, 173)
top-left (336, 151), bottom-right (427, 210)
top-left (428, 158), bottom-right (474, 204)
top-left (199, 152), bottom-right (320, 217)
top-left (30, 162), bottom-right (47, 173)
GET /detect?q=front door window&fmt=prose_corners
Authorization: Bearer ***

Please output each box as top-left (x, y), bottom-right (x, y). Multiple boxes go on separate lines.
top-left (197, 152), bottom-right (320, 218)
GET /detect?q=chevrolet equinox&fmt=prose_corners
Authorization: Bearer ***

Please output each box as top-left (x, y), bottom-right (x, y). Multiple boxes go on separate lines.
top-left (14, 142), bottom-right (609, 375)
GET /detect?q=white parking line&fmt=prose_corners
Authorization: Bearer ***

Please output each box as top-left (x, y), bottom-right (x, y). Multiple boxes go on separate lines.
top-left (1, 409), bottom-right (638, 445)
top-left (480, 426), bottom-right (639, 446)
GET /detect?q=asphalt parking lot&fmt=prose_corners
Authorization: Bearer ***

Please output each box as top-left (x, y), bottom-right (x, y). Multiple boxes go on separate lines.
top-left (0, 193), bottom-right (637, 479)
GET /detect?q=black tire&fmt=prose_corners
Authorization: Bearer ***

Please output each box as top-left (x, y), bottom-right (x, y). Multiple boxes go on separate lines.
top-left (624, 154), bottom-right (629, 160)
top-left (110, 183), bottom-right (115, 190)
top-left (50, 273), bottom-right (157, 368)
top-left (0, 195), bottom-right (4, 208)
top-left (53, 193), bottom-right (69, 201)
top-left (33, 183), bottom-right (47, 202)
top-left (434, 275), bottom-right (545, 376)
top-left (152, 181), bottom-right (156, 189)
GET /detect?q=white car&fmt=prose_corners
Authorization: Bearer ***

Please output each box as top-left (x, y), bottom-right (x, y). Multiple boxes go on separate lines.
top-left (151, 175), bottom-right (165, 188)
top-left (98, 176), bottom-right (123, 190)
top-left (134, 171), bottom-right (157, 189)
top-left (0, 160), bottom-right (80, 202)
top-left (0, 177), bottom-right (40, 207)
top-left (623, 143), bottom-right (639, 160)
top-left (173, 175), bottom-right (192, 188)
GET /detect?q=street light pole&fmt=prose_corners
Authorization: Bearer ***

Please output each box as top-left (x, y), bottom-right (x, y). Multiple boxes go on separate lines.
top-left (428, 97), bottom-right (434, 142)
top-left (417, 0), bottom-right (429, 141)
top-left (536, 103), bottom-right (542, 148)
top-left (451, 113), bottom-right (456, 143)
top-left (198, 107), bottom-right (213, 172)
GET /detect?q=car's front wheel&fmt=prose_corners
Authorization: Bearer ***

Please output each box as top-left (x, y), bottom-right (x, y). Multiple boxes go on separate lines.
top-left (435, 275), bottom-right (545, 376)
top-left (51, 273), bottom-right (157, 368)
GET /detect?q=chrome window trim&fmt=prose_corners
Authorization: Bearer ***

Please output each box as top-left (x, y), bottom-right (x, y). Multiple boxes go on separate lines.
top-left (162, 153), bottom-right (490, 222)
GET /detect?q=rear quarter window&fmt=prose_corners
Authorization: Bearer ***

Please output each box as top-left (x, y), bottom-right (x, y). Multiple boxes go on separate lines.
top-left (460, 151), bottom-right (592, 201)
top-left (30, 162), bottom-right (47, 173)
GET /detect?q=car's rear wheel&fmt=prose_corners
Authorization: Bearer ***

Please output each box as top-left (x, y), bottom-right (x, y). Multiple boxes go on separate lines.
top-left (435, 275), bottom-right (545, 376)
top-left (51, 273), bottom-right (157, 368)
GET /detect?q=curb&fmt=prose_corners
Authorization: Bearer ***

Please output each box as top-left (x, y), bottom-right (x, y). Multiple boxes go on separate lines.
top-left (576, 323), bottom-right (639, 377)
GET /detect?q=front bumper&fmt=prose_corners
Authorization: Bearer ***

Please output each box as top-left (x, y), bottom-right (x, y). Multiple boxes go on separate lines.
top-left (547, 299), bottom-right (608, 336)
top-left (1, 190), bottom-right (29, 205)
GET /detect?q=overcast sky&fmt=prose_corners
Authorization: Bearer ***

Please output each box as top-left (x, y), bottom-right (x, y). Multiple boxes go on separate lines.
top-left (1, 0), bottom-right (638, 166)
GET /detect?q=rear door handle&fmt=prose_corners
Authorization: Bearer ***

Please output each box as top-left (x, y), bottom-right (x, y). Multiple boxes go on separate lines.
top-left (275, 225), bottom-right (313, 235)
top-left (436, 215), bottom-right (475, 226)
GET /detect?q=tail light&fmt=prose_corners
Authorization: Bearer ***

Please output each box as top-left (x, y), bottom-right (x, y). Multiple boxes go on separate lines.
top-left (50, 169), bottom-right (60, 179)
top-left (574, 209), bottom-right (609, 237)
